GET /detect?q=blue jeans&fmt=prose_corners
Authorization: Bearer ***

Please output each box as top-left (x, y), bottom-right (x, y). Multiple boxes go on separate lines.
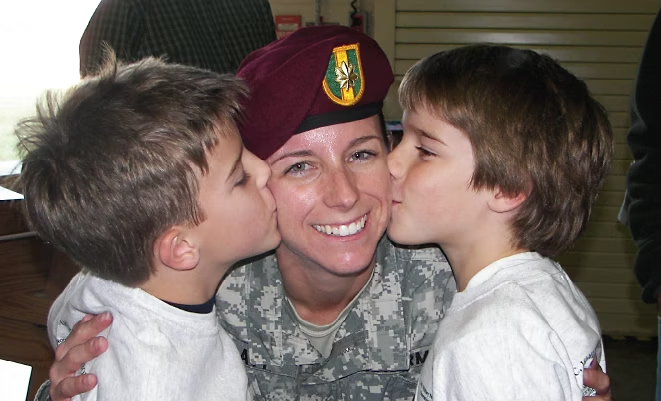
top-left (657, 317), bottom-right (661, 401)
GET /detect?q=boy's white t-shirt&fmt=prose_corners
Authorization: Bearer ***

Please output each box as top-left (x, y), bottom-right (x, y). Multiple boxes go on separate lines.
top-left (48, 272), bottom-right (251, 401)
top-left (416, 252), bottom-right (604, 401)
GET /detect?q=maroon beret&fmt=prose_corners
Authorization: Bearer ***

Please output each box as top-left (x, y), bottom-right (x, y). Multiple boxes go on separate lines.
top-left (237, 25), bottom-right (394, 160)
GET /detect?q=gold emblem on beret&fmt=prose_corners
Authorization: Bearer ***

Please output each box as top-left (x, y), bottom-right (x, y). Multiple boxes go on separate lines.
top-left (323, 43), bottom-right (364, 106)
top-left (335, 61), bottom-right (358, 90)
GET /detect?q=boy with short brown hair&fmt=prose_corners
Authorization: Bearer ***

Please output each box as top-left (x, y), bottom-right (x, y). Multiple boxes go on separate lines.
top-left (388, 44), bottom-right (613, 400)
top-left (15, 56), bottom-right (280, 400)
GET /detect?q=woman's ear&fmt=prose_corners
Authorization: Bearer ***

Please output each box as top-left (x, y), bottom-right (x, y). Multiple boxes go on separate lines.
top-left (154, 227), bottom-right (199, 271)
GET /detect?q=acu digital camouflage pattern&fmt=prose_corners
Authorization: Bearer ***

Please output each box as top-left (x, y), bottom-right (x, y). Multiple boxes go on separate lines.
top-left (217, 236), bottom-right (456, 400)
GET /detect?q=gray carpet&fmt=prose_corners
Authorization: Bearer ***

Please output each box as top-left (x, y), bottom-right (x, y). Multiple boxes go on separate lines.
top-left (604, 336), bottom-right (657, 401)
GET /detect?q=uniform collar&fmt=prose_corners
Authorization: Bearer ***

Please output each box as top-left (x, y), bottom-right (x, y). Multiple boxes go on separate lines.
top-left (243, 237), bottom-right (410, 379)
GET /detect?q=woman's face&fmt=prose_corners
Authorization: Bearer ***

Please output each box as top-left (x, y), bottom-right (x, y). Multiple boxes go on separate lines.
top-left (266, 115), bottom-right (391, 276)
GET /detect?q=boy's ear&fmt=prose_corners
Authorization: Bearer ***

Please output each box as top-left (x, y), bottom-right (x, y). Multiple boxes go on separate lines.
top-left (154, 227), bottom-right (199, 271)
top-left (488, 188), bottom-right (528, 213)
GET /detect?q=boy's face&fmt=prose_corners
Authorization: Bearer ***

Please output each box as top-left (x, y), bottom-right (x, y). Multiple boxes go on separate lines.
top-left (387, 107), bottom-right (492, 248)
top-left (193, 131), bottom-right (280, 265)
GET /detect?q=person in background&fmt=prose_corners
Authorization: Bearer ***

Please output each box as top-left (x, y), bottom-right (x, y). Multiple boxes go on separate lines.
top-left (17, 56), bottom-right (279, 400)
top-left (388, 44), bottom-right (612, 400)
top-left (40, 26), bottom-right (613, 401)
top-left (620, 8), bottom-right (661, 401)
top-left (79, 0), bottom-right (276, 77)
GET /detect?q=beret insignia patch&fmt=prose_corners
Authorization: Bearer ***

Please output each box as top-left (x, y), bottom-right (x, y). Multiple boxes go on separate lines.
top-left (322, 43), bottom-right (364, 106)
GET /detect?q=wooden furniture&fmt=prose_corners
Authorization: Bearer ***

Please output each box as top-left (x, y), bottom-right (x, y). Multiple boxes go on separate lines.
top-left (0, 190), bottom-right (78, 400)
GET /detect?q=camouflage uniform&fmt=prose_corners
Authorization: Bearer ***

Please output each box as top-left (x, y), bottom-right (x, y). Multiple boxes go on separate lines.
top-left (217, 237), bottom-right (455, 400)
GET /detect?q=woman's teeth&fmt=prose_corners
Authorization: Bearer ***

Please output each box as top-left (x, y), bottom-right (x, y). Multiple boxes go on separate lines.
top-left (313, 215), bottom-right (367, 237)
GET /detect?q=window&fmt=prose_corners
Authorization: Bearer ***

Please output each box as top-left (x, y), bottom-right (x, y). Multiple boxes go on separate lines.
top-left (0, 1), bottom-right (100, 175)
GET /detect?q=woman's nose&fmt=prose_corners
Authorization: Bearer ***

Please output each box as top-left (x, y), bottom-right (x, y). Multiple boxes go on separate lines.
top-left (323, 167), bottom-right (359, 209)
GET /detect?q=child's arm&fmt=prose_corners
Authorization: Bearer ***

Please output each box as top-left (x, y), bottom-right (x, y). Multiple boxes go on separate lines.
top-left (420, 349), bottom-right (612, 401)
top-left (420, 327), bottom-right (580, 400)
top-left (418, 287), bottom-right (603, 401)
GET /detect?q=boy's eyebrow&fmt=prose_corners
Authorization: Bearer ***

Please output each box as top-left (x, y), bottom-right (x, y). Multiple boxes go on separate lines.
top-left (419, 129), bottom-right (447, 146)
top-left (226, 146), bottom-right (243, 181)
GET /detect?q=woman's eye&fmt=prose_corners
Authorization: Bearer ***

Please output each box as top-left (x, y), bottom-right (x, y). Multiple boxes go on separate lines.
top-left (285, 161), bottom-right (310, 175)
top-left (351, 150), bottom-right (376, 161)
top-left (415, 146), bottom-right (436, 158)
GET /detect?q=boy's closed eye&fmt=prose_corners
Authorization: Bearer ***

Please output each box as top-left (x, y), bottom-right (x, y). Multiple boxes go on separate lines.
top-left (234, 171), bottom-right (251, 186)
top-left (415, 146), bottom-right (436, 159)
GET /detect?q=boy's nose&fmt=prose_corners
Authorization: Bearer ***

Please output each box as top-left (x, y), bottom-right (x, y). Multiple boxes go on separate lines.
top-left (247, 150), bottom-right (271, 187)
top-left (387, 146), bottom-right (404, 180)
